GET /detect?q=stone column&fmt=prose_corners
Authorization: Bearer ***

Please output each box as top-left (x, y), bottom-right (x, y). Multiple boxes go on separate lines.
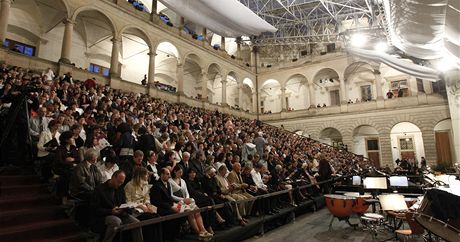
top-left (221, 76), bottom-right (227, 106)
top-left (280, 87), bottom-right (287, 111)
top-left (176, 63), bottom-right (184, 95)
top-left (202, 27), bottom-right (207, 38)
top-left (308, 82), bottom-right (316, 108)
top-left (237, 42), bottom-right (242, 59)
top-left (179, 17), bottom-right (185, 34)
top-left (421, 128), bottom-right (437, 166)
top-left (252, 91), bottom-right (257, 113)
top-left (373, 69), bottom-right (384, 100)
top-left (201, 71), bottom-right (208, 101)
top-left (147, 51), bottom-right (156, 86)
top-left (250, 47), bottom-right (257, 72)
top-left (220, 36), bottom-right (226, 51)
top-left (445, 69), bottom-right (460, 164)
top-left (59, 19), bottom-right (75, 64)
top-left (110, 37), bottom-right (121, 77)
top-left (379, 134), bottom-right (393, 168)
top-left (0, 0), bottom-right (12, 44)
top-left (151, 0), bottom-right (157, 13)
top-left (150, 0), bottom-right (158, 22)
top-left (238, 83), bottom-right (243, 108)
top-left (423, 80), bottom-right (433, 94)
top-left (339, 78), bottom-right (347, 104)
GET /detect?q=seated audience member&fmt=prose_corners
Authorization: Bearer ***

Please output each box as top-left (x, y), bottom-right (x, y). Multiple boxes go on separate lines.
top-left (125, 167), bottom-right (161, 241)
top-left (98, 150), bottom-right (119, 183)
top-left (69, 149), bottom-right (103, 201)
top-left (36, 119), bottom-right (60, 180)
top-left (215, 165), bottom-right (248, 225)
top-left (169, 165), bottom-right (213, 238)
top-left (201, 166), bottom-right (236, 227)
top-left (146, 150), bottom-right (160, 183)
top-left (91, 170), bottom-right (143, 242)
top-left (270, 164), bottom-right (296, 207)
top-left (186, 168), bottom-right (226, 230)
top-left (29, 106), bottom-right (51, 141)
top-left (226, 162), bottom-right (254, 217)
top-left (119, 150), bottom-right (144, 184)
top-left (54, 131), bottom-right (80, 201)
top-left (150, 168), bottom-right (187, 241)
top-left (242, 164), bottom-right (275, 215)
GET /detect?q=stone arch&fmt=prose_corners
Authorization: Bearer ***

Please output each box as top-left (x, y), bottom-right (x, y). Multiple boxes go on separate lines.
top-left (319, 127), bottom-right (343, 146)
top-left (72, 6), bottom-right (117, 36)
top-left (285, 73), bottom-right (309, 110)
top-left (207, 63), bottom-right (224, 104)
top-left (260, 79), bottom-right (282, 113)
top-left (344, 62), bottom-right (376, 102)
top-left (119, 26), bottom-right (154, 83)
top-left (155, 41), bottom-right (180, 89)
top-left (226, 71), bottom-right (239, 107)
top-left (69, 7), bottom-right (118, 71)
top-left (390, 122), bottom-right (425, 165)
top-left (240, 77), bottom-right (255, 112)
top-left (352, 125), bottom-right (381, 167)
top-left (183, 53), bottom-right (204, 98)
top-left (434, 118), bottom-right (455, 165)
top-left (312, 68), bottom-right (341, 106)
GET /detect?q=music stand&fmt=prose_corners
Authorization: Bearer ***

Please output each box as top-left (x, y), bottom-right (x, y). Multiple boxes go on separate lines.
top-left (389, 176), bottom-right (409, 187)
top-left (363, 177), bottom-right (388, 212)
top-left (378, 194), bottom-right (408, 211)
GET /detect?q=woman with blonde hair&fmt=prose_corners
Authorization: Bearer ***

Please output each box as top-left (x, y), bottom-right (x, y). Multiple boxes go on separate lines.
top-left (125, 167), bottom-right (160, 241)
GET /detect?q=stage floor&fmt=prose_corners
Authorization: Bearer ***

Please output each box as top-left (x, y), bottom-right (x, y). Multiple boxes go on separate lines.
top-left (244, 208), bottom-right (424, 242)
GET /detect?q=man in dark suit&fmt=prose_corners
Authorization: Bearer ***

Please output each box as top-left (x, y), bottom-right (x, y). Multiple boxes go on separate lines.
top-left (91, 170), bottom-right (143, 242)
top-left (150, 168), bottom-right (182, 241)
top-left (189, 151), bottom-right (206, 182)
top-left (179, 151), bottom-right (192, 179)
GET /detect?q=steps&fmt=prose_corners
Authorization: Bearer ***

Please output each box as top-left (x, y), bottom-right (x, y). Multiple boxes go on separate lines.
top-left (0, 173), bottom-right (86, 242)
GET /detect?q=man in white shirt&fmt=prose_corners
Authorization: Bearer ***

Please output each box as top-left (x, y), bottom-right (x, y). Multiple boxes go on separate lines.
top-left (43, 68), bottom-right (55, 81)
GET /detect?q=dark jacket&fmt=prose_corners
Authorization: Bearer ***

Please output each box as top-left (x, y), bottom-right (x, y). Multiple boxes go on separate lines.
top-left (150, 180), bottom-right (175, 216)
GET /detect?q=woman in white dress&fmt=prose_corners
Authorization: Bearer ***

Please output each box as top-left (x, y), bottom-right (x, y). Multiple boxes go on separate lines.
top-left (169, 165), bottom-right (213, 238)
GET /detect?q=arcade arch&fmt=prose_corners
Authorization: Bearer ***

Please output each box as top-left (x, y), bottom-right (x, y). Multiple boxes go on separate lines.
top-left (352, 125), bottom-right (381, 167)
top-left (319, 127), bottom-right (342, 146)
top-left (260, 79), bottom-right (282, 113)
top-left (390, 122), bottom-right (425, 166)
top-left (155, 41), bottom-right (180, 89)
top-left (434, 119), bottom-right (455, 166)
top-left (285, 74), bottom-right (308, 110)
top-left (312, 68), bottom-right (340, 106)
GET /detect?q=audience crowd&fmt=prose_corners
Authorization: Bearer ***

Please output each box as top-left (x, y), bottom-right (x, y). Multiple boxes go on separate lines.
top-left (0, 63), bottom-right (370, 242)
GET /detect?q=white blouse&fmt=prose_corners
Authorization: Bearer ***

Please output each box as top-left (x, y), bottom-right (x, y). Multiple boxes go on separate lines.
top-left (168, 178), bottom-right (189, 202)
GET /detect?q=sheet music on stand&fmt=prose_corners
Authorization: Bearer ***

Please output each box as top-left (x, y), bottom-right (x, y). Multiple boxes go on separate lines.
top-left (389, 176), bottom-right (409, 187)
top-left (363, 177), bottom-right (388, 190)
top-left (378, 194), bottom-right (408, 211)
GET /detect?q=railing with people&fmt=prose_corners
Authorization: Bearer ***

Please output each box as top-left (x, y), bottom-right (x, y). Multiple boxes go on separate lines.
top-left (114, 174), bottom-right (355, 241)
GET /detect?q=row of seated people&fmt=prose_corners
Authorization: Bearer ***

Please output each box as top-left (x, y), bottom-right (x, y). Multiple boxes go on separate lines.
top-left (0, 63), bottom-right (370, 241)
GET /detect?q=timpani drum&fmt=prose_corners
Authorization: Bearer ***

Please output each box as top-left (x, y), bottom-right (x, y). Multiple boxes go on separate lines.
top-left (325, 194), bottom-right (355, 218)
top-left (344, 192), bottom-right (373, 214)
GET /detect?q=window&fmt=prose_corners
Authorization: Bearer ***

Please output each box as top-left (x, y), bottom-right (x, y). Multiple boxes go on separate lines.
top-left (399, 138), bottom-right (414, 150)
top-left (89, 63), bottom-right (110, 77)
top-left (391, 80), bottom-right (409, 97)
top-left (416, 79), bottom-right (425, 93)
top-left (3, 39), bottom-right (36, 56)
top-left (367, 139), bottom-right (379, 151)
top-left (360, 85), bottom-right (372, 101)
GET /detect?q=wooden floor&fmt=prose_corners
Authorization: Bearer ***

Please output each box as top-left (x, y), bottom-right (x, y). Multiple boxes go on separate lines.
top-left (244, 208), bottom-right (424, 242)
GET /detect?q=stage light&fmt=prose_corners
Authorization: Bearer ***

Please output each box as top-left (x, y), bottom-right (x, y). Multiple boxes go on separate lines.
top-left (374, 42), bottom-right (388, 52)
top-left (351, 33), bottom-right (367, 47)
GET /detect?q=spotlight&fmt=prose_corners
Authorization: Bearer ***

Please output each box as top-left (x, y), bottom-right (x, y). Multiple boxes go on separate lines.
top-left (374, 42), bottom-right (388, 52)
top-left (351, 33), bottom-right (367, 47)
